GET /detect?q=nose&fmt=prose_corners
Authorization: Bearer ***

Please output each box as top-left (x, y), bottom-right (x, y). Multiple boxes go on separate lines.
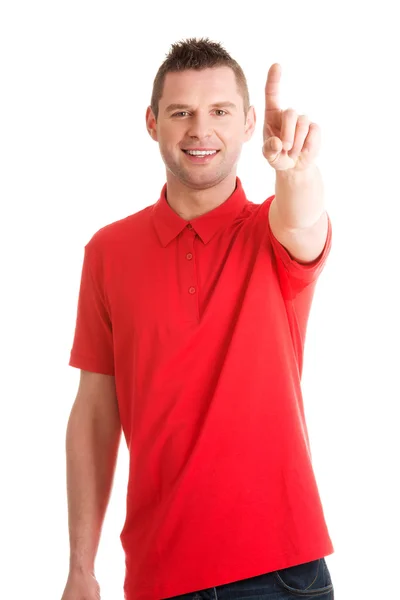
top-left (186, 113), bottom-right (213, 140)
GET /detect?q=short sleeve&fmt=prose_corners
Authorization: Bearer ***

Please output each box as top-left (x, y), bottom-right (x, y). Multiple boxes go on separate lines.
top-left (265, 196), bottom-right (333, 299)
top-left (69, 241), bottom-right (114, 375)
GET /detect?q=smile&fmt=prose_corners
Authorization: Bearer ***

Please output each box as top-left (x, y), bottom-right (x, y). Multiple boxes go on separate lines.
top-left (182, 149), bottom-right (220, 163)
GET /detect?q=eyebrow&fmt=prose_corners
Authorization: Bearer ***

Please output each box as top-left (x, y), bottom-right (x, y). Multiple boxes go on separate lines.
top-left (165, 102), bottom-right (237, 113)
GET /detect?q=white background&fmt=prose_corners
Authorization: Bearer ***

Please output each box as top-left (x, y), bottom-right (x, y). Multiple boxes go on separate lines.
top-left (1, 1), bottom-right (399, 598)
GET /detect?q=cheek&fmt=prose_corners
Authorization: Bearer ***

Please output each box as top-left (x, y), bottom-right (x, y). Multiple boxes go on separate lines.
top-left (220, 121), bottom-right (245, 141)
top-left (157, 125), bottom-right (180, 146)
top-left (164, 124), bottom-right (179, 137)
top-left (223, 130), bottom-right (245, 151)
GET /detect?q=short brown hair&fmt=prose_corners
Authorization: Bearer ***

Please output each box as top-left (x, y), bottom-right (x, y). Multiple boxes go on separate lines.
top-left (150, 37), bottom-right (250, 121)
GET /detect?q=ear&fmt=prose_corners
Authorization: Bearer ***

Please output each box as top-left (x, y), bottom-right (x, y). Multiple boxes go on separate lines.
top-left (244, 106), bottom-right (256, 142)
top-left (146, 106), bottom-right (158, 142)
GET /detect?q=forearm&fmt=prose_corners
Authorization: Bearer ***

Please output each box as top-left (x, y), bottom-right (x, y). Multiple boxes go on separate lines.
top-left (65, 401), bottom-right (121, 573)
top-left (274, 164), bottom-right (325, 230)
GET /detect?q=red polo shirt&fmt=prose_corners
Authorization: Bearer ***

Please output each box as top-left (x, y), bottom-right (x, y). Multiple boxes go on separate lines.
top-left (69, 177), bottom-right (334, 600)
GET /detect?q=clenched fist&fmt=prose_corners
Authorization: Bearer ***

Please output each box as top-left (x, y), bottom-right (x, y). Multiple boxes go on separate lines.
top-left (60, 569), bottom-right (101, 600)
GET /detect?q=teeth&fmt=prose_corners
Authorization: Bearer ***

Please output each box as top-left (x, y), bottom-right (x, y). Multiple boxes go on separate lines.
top-left (186, 150), bottom-right (217, 156)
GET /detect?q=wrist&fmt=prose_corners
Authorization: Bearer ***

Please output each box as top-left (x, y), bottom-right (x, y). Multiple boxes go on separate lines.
top-left (69, 557), bottom-right (95, 576)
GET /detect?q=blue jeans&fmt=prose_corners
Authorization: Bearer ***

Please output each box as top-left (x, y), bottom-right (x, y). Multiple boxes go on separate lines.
top-left (165, 558), bottom-right (334, 599)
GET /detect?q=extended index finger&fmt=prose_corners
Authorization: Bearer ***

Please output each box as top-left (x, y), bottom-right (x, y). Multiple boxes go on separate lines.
top-left (265, 63), bottom-right (282, 112)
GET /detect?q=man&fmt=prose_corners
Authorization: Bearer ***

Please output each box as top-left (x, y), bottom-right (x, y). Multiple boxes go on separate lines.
top-left (62, 38), bottom-right (335, 600)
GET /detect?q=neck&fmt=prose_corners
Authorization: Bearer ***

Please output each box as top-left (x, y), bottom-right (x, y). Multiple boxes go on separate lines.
top-left (165, 172), bottom-right (237, 221)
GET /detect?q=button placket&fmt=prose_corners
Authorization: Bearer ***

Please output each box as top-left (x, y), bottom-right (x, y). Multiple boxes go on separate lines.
top-left (183, 226), bottom-right (199, 322)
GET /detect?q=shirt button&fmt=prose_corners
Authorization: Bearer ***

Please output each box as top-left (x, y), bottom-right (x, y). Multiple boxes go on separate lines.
top-left (187, 224), bottom-right (193, 230)
top-left (186, 253), bottom-right (193, 260)
top-left (188, 286), bottom-right (196, 294)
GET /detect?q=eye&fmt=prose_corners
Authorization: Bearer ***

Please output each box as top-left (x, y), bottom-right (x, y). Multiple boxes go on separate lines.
top-left (171, 110), bottom-right (228, 118)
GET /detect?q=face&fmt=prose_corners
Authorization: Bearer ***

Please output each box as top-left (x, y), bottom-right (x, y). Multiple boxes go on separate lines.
top-left (146, 67), bottom-right (256, 190)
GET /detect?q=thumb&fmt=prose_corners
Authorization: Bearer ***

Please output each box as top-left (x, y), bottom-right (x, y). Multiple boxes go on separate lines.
top-left (262, 136), bottom-right (282, 161)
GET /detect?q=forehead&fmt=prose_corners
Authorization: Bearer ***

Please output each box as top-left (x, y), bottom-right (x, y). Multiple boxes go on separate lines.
top-left (160, 67), bottom-right (241, 106)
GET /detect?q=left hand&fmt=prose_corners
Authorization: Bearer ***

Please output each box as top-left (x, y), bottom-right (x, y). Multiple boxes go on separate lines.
top-left (262, 63), bottom-right (321, 172)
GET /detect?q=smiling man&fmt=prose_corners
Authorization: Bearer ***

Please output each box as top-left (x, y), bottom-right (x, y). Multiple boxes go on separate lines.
top-left (64, 38), bottom-right (335, 600)
top-left (147, 66), bottom-right (253, 219)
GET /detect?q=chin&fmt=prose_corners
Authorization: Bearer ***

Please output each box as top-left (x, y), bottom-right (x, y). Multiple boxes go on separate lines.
top-left (183, 171), bottom-right (229, 190)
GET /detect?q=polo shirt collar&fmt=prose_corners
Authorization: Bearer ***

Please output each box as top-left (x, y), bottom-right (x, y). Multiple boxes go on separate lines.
top-left (152, 177), bottom-right (248, 247)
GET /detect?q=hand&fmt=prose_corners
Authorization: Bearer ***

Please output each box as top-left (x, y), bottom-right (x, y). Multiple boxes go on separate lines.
top-left (262, 63), bottom-right (321, 172)
top-left (61, 569), bottom-right (101, 600)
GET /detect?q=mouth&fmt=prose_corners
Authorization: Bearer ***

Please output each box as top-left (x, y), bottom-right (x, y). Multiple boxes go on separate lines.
top-left (181, 149), bottom-right (220, 164)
